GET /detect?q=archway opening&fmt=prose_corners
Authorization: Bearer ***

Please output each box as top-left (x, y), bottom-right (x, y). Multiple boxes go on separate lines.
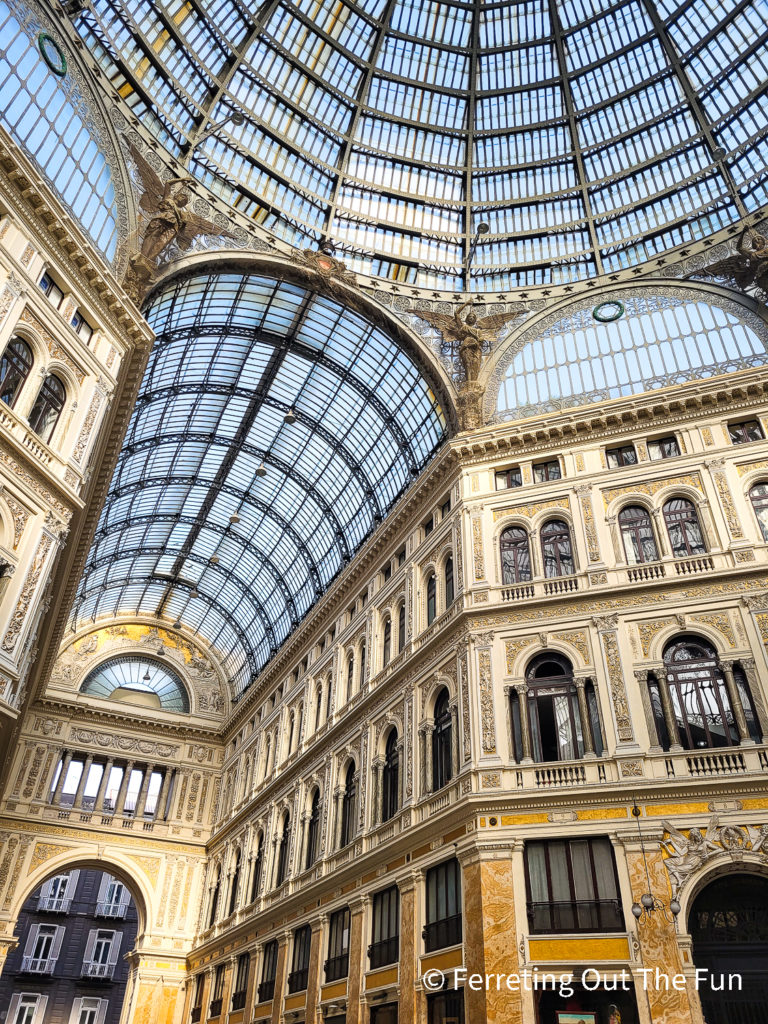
top-left (1, 864), bottom-right (142, 1024)
top-left (689, 872), bottom-right (768, 1024)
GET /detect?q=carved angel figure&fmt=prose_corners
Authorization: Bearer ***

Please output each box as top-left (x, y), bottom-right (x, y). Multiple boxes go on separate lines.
top-left (127, 142), bottom-right (236, 262)
top-left (695, 228), bottom-right (768, 294)
top-left (414, 301), bottom-right (523, 381)
top-left (661, 817), bottom-right (720, 889)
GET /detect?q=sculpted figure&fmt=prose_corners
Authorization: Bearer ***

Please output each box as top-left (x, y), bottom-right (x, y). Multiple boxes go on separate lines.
top-left (696, 228), bottom-right (768, 294)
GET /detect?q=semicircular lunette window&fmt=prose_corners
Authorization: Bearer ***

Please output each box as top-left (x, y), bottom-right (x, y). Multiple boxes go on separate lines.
top-left (80, 655), bottom-right (190, 712)
top-left (70, 270), bottom-right (448, 698)
top-left (495, 293), bottom-right (768, 421)
top-left (0, 0), bottom-right (119, 261)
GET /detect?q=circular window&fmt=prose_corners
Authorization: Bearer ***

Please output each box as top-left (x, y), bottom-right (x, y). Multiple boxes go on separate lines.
top-left (38, 33), bottom-right (67, 77)
top-left (592, 300), bottom-right (625, 323)
top-left (80, 655), bottom-right (189, 712)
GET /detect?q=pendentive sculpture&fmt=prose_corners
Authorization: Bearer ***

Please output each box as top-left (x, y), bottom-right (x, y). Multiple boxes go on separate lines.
top-left (122, 142), bottom-right (236, 305)
top-left (695, 227), bottom-right (768, 296)
top-left (414, 301), bottom-right (523, 429)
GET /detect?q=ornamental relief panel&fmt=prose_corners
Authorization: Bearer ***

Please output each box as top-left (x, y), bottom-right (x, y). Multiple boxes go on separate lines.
top-left (1, 532), bottom-right (53, 653)
top-left (661, 815), bottom-right (768, 892)
top-left (492, 496), bottom-right (570, 522)
top-left (477, 648), bottom-right (496, 755)
top-left (2, 493), bottom-right (30, 549)
top-left (601, 471), bottom-right (704, 508)
top-left (49, 623), bottom-right (227, 715)
top-left (737, 459), bottom-right (768, 477)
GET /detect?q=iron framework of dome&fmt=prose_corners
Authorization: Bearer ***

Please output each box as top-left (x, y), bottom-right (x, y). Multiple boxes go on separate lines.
top-left (70, 269), bottom-right (448, 697)
top-left (72, 0), bottom-right (768, 290)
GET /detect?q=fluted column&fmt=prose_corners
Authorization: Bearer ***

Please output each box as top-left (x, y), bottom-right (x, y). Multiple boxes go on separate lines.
top-left (450, 702), bottom-right (460, 779)
top-left (134, 763), bottom-right (156, 818)
top-left (72, 754), bottom-right (93, 810)
top-left (574, 678), bottom-right (595, 757)
top-left (93, 758), bottom-right (113, 812)
top-left (514, 684), bottom-right (533, 762)
top-left (114, 761), bottom-right (135, 815)
top-left (371, 759), bottom-right (383, 825)
top-left (655, 670), bottom-right (682, 751)
top-left (50, 750), bottom-right (72, 804)
top-left (333, 787), bottom-right (344, 849)
top-left (719, 661), bottom-right (752, 743)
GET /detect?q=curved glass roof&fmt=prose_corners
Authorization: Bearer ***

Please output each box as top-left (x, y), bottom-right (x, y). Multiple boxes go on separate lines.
top-left (73, 0), bottom-right (768, 289)
top-left (81, 655), bottom-right (190, 712)
top-left (495, 291), bottom-right (768, 420)
top-left (70, 269), bottom-right (447, 696)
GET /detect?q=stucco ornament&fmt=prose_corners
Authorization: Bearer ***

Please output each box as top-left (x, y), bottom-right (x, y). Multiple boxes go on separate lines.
top-left (661, 815), bottom-right (768, 891)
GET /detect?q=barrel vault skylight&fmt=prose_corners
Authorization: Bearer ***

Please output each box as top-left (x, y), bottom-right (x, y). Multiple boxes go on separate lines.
top-left (70, 269), bottom-right (448, 696)
top-left (72, 0), bottom-right (768, 290)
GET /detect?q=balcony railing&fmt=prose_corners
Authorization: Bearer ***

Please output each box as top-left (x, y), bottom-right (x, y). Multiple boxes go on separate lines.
top-left (208, 997), bottom-right (222, 1017)
top-left (95, 901), bottom-right (126, 918)
top-left (21, 956), bottom-right (56, 973)
top-left (37, 896), bottom-right (71, 913)
top-left (287, 967), bottom-right (308, 993)
top-left (257, 980), bottom-right (275, 1003)
top-left (368, 937), bottom-right (399, 970)
top-left (82, 960), bottom-right (115, 979)
top-left (527, 899), bottom-right (624, 934)
top-left (423, 914), bottom-right (462, 954)
top-left (324, 953), bottom-right (349, 982)
top-left (231, 990), bottom-right (246, 1011)
top-left (190, 1007), bottom-right (201, 1023)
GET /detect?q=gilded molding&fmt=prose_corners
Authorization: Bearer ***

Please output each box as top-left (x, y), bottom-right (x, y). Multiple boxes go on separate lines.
top-left (689, 612), bottom-right (736, 648)
top-left (637, 619), bottom-right (675, 658)
top-left (505, 636), bottom-right (537, 674)
top-left (601, 471), bottom-right (704, 508)
top-left (493, 496), bottom-right (569, 522)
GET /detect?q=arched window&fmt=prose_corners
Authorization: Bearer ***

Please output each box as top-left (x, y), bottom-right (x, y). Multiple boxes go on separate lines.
top-left (749, 483), bottom-right (768, 541)
top-left (382, 618), bottom-right (392, 667)
top-left (500, 526), bottom-right (532, 583)
top-left (326, 674), bottom-right (333, 719)
top-left (315, 684), bottom-right (323, 730)
top-left (426, 573), bottom-right (437, 625)
top-left (276, 813), bottom-right (291, 886)
top-left (228, 849), bottom-right (241, 916)
top-left (262, 735), bottom-right (271, 781)
top-left (359, 643), bottom-right (366, 686)
top-left (250, 834), bottom-right (263, 902)
top-left (445, 556), bottom-right (454, 606)
top-left (346, 653), bottom-right (354, 699)
top-left (305, 790), bottom-right (320, 869)
top-left (656, 638), bottom-right (761, 749)
top-left (432, 689), bottom-right (453, 790)
top-left (540, 520), bottom-right (574, 578)
top-left (618, 506), bottom-right (658, 564)
top-left (382, 731), bottom-right (400, 822)
top-left (513, 654), bottom-right (603, 762)
top-left (340, 763), bottom-right (357, 847)
top-left (0, 337), bottom-right (33, 408)
top-left (28, 373), bottom-right (65, 443)
top-left (398, 602), bottom-right (406, 653)
top-left (663, 498), bottom-right (706, 557)
top-left (208, 865), bottom-right (221, 927)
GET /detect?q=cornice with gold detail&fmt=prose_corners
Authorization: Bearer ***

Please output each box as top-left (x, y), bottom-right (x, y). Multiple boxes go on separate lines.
top-left (0, 815), bottom-right (206, 857)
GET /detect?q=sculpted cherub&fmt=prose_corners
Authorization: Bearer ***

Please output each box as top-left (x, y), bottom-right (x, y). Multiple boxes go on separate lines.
top-left (414, 300), bottom-right (523, 382)
top-left (661, 817), bottom-right (720, 888)
top-left (127, 141), bottom-right (237, 263)
top-left (694, 228), bottom-right (768, 294)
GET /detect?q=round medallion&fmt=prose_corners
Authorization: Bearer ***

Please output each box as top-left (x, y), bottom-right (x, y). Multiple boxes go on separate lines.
top-left (592, 300), bottom-right (625, 323)
top-left (38, 33), bottom-right (67, 77)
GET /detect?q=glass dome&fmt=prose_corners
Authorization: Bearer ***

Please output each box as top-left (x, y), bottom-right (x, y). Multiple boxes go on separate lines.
top-left (73, 0), bottom-right (768, 290)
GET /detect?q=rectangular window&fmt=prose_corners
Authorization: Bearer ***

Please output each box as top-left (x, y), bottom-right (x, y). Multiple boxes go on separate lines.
top-left (397, 547), bottom-right (406, 566)
top-left (495, 466), bottom-right (522, 489)
top-left (69, 998), bottom-right (106, 1024)
top-left (525, 837), bottom-right (624, 933)
top-left (231, 953), bottom-right (249, 1011)
top-left (647, 435), bottom-right (680, 460)
top-left (22, 923), bottom-right (62, 973)
top-left (425, 859), bottom-right (462, 952)
top-left (288, 924), bottom-right (311, 993)
top-left (325, 906), bottom-right (350, 981)
top-left (96, 873), bottom-right (128, 917)
top-left (70, 310), bottom-right (94, 343)
top-left (428, 989), bottom-right (465, 1024)
top-left (8, 994), bottom-right (47, 1024)
top-left (209, 963), bottom-right (225, 1017)
top-left (382, 563), bottom-right (392, 582)
top-left (369, 885), bottom-right (399, 968)
top-left (729, 419), bottom-right (764, 444)
top-left (441, 497), bottom-right (451, 517)
top-left (191, 973), bottom-right (204, 1022)
top-left (423, 516), bottom-right (434, 536)
top-left (258, 940), bottom-right (278, 1003)
top-left (38, 870), bottom-right (78, 912)
top-left (605, 444), bottom-right (638, 468)
top-left (533, 459), bottom-right (561, 483)
top-left (39, 272), bottom-right (64, 309)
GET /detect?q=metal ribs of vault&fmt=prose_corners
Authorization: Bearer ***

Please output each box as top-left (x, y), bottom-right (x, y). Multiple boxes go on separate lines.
top-left (153, 290), bottom-right (315, 620)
